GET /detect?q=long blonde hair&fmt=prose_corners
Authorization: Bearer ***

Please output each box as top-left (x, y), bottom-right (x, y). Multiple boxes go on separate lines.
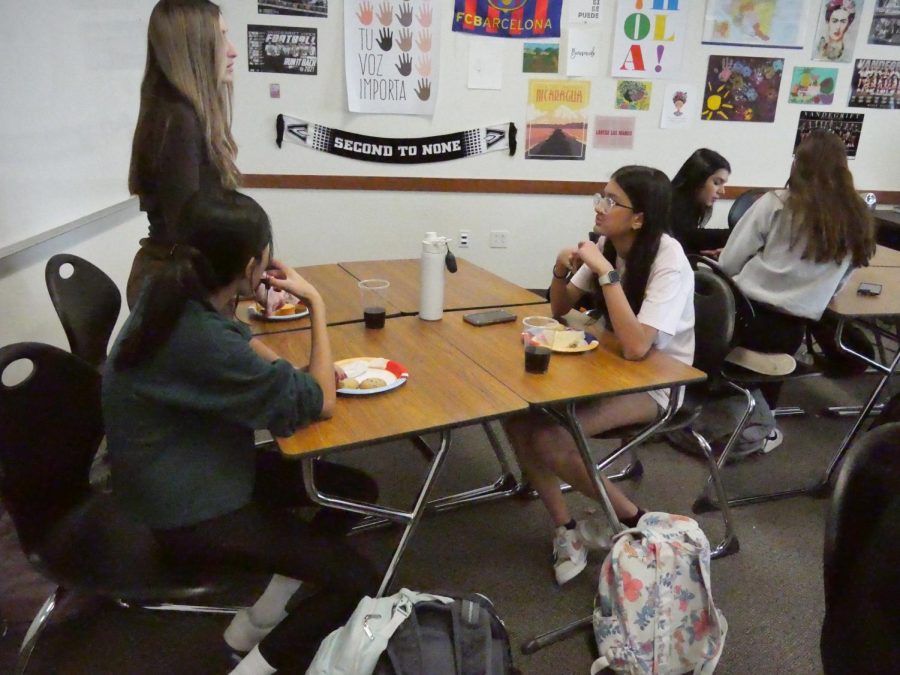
top-left (129, 0), bottom-right (239, 195)
top-left (787, 130), bottom-right (874, 267)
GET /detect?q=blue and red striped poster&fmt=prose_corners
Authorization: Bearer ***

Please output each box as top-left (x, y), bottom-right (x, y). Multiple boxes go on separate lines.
top-left (452, 0), bottom-right (562, 39)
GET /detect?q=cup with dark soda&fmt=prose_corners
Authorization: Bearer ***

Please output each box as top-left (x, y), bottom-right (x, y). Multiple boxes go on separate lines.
top-left (522, 316), bottom-right (560, 374)
top-left (358, 279), bottom-right (390, 329)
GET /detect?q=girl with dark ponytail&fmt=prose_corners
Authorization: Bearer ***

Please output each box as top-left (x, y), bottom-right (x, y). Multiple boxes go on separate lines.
top-left (505, 166), bottom-right (696, 587)
top-left (104, 191), bottom-right (378, 674)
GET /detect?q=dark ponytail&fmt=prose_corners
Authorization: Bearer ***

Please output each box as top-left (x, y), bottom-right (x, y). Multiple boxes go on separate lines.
top-left (114, 190), bottom-right (272, 370)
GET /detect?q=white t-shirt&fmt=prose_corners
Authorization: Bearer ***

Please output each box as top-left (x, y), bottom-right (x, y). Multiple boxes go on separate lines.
top-left (570, 233), bottom-right (695, 409)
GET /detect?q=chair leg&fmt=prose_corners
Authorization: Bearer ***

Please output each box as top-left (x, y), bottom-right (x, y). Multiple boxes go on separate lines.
top-left (690, 430), bottom-right (740, 559)
top-left (118, 601), bottom-right (241, 615)
top-left (521, 614), bottom-right (593, 655)
top-left (16, 586), bottom-right (66, 675)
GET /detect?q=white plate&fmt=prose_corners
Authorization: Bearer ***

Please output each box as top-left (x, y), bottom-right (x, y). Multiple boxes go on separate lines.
top-left (550, 331), bottom-right (600, 353)
top-left (336, 357), bottom-right (409, 396)
top-left (247, 304), bottom-right (310, 322)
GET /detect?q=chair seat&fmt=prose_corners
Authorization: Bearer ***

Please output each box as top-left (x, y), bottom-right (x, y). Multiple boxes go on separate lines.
top-left (593, 388), bottom-right (705, 440)
top-left (36, 492), bottom-right (232, 602)
top-left (723, 360), bottom-right (820, 386)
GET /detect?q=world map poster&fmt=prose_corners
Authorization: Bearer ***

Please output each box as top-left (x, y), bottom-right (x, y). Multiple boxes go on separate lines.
top-left (702, 0), bottom-right (810, 49)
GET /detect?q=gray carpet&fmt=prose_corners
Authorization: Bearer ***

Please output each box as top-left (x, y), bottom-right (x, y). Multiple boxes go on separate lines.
top-left (1, 371), bottom-right (888, 674)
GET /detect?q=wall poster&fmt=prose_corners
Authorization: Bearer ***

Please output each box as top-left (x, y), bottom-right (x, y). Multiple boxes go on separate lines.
top-left (611, 0), bottom-right (688, 79)
top-left (344, 0), bottom-right (440, 115)
top-left (795, 111), bottom-right (864, 157)
top-left (525, 80), bottom-right (590, 160)
top-left (247, 25), bottom-right (318, 75)
top-left (811, 0), bottom-right (865, 62)
top-left (660, 83), bottom-right (698, 129)
top-left (788, 66), bottom-right (838, 104)
top-left (869, 0), bottom-right (900, 45)
top-left (702, 55), bottom-right (784, 122)
top-left (593, 116), bottom-right (635, 149)
top-left (848, 58), bottom-right (900, 108)
top-left (452, 0), bottom-right (563, 39)
top-left (615, 80), bottom-right (652, 110)
top-left (702, 0), bottom-right (810, 49)
top-left (258, 1), bottom-right (327, 18)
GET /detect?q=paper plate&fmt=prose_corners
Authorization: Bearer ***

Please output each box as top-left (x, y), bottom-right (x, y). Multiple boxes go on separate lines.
top-left (247, 304), bottom-right (310, 322)
top-left (550, 331), bottom-right (600, 354)
top-left (336, 357), bottom-right (409, 395)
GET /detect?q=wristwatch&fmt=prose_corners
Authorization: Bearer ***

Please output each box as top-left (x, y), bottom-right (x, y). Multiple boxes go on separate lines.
top-left (598, 270), bottom-right (620, 286)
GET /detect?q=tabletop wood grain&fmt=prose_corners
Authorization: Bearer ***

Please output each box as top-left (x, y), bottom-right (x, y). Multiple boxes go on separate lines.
top-left (870, 244), bottom-right (900, 268)
top-left (259, 316), bottom-right (528, 457)
top-left (425, 305), bottom-right (706, 407)
top-left (829, 266), bottom-right (900, 318)
top-left (338, 258), bottom-right (545, 315)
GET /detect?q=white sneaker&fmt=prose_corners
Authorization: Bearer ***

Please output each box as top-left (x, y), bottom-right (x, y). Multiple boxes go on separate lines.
top-left (760, 428), bottom-right (784, 454)
top-left (576, 517), bottom-right (612, 552)
top-left (224, 609), bottom-right (276, 653)
top-left (553, 526), bottom-right (587, 585)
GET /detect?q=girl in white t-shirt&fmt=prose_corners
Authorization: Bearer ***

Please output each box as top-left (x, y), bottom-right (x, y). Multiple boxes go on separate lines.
top-left (504, 165), bottom-right (695, 586)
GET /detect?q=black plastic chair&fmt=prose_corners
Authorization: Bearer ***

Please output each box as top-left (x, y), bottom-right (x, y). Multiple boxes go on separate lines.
top-left (727, 188), bottom-right (766, 229)
top-left (820, 422), bottom-right (900, 674)
top-left (0, 343), bottom-right (239, 674)
top-left (45, 254), bottom-right (121, 369)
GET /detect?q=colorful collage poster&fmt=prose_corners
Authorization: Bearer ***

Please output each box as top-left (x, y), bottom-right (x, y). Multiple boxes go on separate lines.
top-left (869, 0), bottom-right (900, 45)
top-left (795, 111), bottom-right (864, 157)
top-left (525, 80), bottom-right (590, 160)
top-left (788, 67), bottom-right (838, 104)
top-left (258, 1), bottom-right (327, 17)
top-left (811, 0), bottom-right (865, 62)
top-left (702, 56), bottom-right (784, 122)
top-left (247, 25), bottom-right (318, 75)
top-left (611, 0), bottom-right (688, 79)
top-left (452, 0), bottom-right (563, 39)
top-left (523, 42), bottom-right (559, 73)
top-left (702, 0), bottom-right (810, 48)
top-left (616, 81), bottom-right (652, 110)
top-left (848, 58), bottom-right (900, 109)
top-left (593, 116), bottom-right (635, 149)
top-left (660, 83), bottom-right (698, 129)
top-left (344, 0), bottom-right (440, 115)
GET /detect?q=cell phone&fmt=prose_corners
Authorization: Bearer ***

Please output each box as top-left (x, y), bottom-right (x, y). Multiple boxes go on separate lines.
top-left (463, 309), bottom-right (516, 326)
top-left (857, 282), bottom-right (883, 296)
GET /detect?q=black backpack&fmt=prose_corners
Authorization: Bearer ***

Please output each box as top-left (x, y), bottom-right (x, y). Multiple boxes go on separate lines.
top-left (373, 593), bottom-right (519, 675)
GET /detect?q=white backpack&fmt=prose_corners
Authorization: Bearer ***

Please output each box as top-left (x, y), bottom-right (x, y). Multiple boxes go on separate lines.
top-left (591, 513), bottom-right (727, 675)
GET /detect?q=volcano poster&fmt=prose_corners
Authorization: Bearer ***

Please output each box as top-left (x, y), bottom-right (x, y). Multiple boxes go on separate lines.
top-left (525, 79), bottom-right (590, 160)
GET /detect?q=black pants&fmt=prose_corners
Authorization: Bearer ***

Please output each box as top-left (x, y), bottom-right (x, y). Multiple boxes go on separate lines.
top-left (153, 457), bottom-right (380, 672)
top-left (739, 299), bottom-right (808, 407)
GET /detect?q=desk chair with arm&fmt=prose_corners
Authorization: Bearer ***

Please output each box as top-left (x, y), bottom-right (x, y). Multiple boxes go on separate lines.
top-left (727, 189), bottom-right (766, 230)
top-left (0, 343), bottom-right (240, 675)
top-left (45, 254), bottom-right (122, 369)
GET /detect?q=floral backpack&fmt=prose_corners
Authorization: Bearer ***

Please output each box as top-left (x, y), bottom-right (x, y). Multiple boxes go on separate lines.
top-left (591, 513), bottom-right (728, 675)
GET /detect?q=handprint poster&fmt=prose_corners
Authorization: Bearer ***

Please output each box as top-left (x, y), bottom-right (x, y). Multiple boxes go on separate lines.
top-left (701, 55), bottom-right (784, 122)
top-left (345, 0), bottom-right (439, 114)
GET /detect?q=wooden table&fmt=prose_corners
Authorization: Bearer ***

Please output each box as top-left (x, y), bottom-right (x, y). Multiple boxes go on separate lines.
top-left (235, 264), bottom-right (402, 335)
top-left (259, 317), bottom-right (527, 595)
top-left (339, 258), bottom-right (545, 315)
top-left (869, 244), bottom-right (900, 268)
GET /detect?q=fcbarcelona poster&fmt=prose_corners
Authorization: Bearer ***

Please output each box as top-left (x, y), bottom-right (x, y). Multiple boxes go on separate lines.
top-left (452, 0), bottom-right (563, 39)
top-left (525, 80), bottom-right (590, 160)
top-left (344, 0), bottom-right (440, 115)
top-left (702, 55), bottom-right (784, 122)
top-left (611, 0), bottom-right (688, 79)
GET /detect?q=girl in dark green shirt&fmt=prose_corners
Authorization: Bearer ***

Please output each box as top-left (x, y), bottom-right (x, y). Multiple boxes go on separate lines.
top-left (104, 191), bottom-right (377, 674)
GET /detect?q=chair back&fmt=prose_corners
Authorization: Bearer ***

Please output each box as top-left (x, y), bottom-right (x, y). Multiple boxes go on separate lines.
top-left (0, 342), bottom-right (104, 554)
top-left (726, 189), bottom-right (766, 229)
top-left (689, 255), bottom-right (754, 346)
top-left (45, 254), bottom-right (121, 368)
top-left (692, 268), bottom-right (736, 383)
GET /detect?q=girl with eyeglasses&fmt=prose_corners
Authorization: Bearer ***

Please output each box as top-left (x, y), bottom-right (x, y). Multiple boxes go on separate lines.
top-left (504, 165), bottom-right (695, 586)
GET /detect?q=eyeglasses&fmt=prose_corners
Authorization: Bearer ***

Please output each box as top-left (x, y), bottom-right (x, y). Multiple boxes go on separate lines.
top-left (593, 193), bottom-right (634, 213)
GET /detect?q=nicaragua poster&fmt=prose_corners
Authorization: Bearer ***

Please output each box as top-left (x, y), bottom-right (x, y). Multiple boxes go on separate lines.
top-left (345, 0), bottom-right (440, 114)
top-left (452, 0), bottom-right (563, 39)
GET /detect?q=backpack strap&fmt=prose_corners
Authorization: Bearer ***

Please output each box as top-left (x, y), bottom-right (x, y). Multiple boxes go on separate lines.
top-left (384, 602), bottom-right (424, 675)
top-left (451, 597), bottom-right (493, 675)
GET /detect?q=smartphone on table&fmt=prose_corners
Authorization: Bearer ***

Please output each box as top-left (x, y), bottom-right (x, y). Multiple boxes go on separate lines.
top-left (856, 282), bottom-right (883, 296)
top-left (463, 309), bottom-right (516, 326)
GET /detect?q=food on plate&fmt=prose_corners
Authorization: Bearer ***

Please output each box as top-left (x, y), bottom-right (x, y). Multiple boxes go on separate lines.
top-left (339, 378), bottom-right (360, 390)
top-left (551, 329), bottom-right (589, 350)
top-left (255, 277), bottom-right (304, 317)
top-left (358, 377), bottom-right (387, 390)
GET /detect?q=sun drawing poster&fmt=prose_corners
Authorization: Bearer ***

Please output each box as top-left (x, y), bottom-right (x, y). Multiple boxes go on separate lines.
top-left (702, 55), bottom-right (784, 122)
top-left (526, 80), bottom-right (590, 160)
top-left (345, 0), bottom-right (440, 114)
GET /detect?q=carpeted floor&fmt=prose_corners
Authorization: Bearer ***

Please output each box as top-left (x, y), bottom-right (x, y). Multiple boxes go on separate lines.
top-left (1, 370), bottom-right (888, 674)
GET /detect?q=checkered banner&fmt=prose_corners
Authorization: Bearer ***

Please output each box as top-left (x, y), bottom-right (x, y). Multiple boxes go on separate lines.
top-left (452, 0), bottom-right (562, 39)
top-left (276, 114), bottom-right (517, 164)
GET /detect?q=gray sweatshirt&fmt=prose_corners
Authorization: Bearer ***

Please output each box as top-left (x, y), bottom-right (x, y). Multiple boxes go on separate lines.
top-left (719, 190), bottom-right (852, 321)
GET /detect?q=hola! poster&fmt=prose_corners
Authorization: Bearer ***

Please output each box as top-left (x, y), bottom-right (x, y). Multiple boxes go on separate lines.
top-left (611, 0), bottom-right (688, 79)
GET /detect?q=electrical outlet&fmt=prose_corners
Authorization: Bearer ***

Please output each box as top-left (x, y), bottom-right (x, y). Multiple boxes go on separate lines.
top-left (489, 229), bottom-right (509, 248)
top-left (458, 229), bottom-right (470, 248)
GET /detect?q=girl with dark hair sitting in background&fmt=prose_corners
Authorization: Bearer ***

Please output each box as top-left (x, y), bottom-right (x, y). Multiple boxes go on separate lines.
top-left (670, 148), bottom-right (732, 257)
top-left (505, 166), bottom-right (695, 586)
top-left (718, 129), bottom-right (875, 454)
top-left (104, 191), bottom-right (378, 674)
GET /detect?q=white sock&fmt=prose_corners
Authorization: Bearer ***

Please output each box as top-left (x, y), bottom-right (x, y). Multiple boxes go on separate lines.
top-left (228, 645), bottom-right (277, 675)
top-left (248, 575), bottom-right (302, 627)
